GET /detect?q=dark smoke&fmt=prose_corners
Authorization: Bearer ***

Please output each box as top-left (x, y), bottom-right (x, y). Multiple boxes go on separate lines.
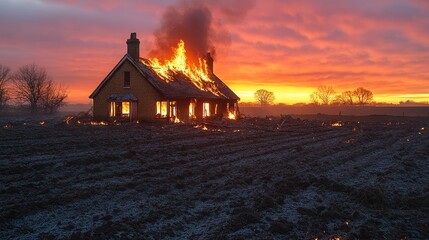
top-left (149, 0), bottom-right (255, 65)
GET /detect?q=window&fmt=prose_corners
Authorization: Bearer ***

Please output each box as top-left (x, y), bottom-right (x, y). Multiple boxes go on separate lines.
top-left (122, 102), bottom-right (130, 116)
top-left (156, 101), bottom-right (168, 118)
top-left (169, 101), bottom-right (177, 117)
top-left (124, 71), bottom-right (130, 88)
top-left (189, 101), bottom-right (196, 118)
top-left (109, 101), bottom-right (130, 117)
top-left (203, 102), bottom-right (210, 118)
top-left (109, 102), bottom-right (116, 117)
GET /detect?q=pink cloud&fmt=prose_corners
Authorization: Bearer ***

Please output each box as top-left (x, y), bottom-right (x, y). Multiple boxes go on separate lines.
top-left (0, 0), bottom-right (428, 103)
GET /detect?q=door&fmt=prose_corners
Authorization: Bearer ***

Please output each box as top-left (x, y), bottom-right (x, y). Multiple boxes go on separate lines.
top-left (130, 101), bottom-right (138, 121)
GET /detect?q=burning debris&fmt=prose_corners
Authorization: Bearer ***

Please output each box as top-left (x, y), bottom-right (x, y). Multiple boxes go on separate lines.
top-left (63, 116), bottom-right (74, 125)
top-left (62, 108), bottom-right (110, 126)
top-left (193, 124), bottom-right (208, 131)
top-left (63, 115), bottom-right (110, 126)
top-left (331, 121), bottom-right (343, 127)
top-left (173, 117), bottom-right (183, 124)
top-left (418, 127), bottom-right (425, 135)
top-left (228, 111), bottom-right (237, 120)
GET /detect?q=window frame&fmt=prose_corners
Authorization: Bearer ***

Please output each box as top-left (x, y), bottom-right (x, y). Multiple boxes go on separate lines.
top-left (189, 101), bottom-right (196, 118)
top-left (109, 101), bottom-right (130, 117)
top-left (156, 100), bottom-right (168, 118)
top-left (203, 102), bottom-right (210, 118)
top-left (123, 71), bottom-right (131, 88)
top-left (121, 102), bottom-right (130, 117)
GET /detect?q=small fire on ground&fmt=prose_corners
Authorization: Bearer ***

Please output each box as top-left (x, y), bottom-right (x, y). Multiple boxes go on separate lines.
top-left (193, 124), bottom-right (240, 133)
top-left (63, 116), bottom-right (108, 126)
top-left (228, 111), bottom-right (236, 120)
top-left (331, 121), bottom-right (343, 127)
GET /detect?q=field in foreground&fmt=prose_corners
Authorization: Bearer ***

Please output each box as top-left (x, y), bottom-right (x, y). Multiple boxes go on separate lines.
top-left (1, 116), bottom-right (428, 239)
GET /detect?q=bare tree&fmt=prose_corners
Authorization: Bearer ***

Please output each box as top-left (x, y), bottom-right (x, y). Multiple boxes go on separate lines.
top-left (310, 85), bottom-right (336, 105)
top-left (13, 64), bottom-right (67, 113)
top-left (13, 64), bottom-right (48, 113)
top-left (41, 80), bottom-right (68, 113)
top-left (353, 87), bottom-right (373, 105)
top-left (310, 92), bottom-right (319, 105)
top-left (254, 89), bottom-right (275, 105)
top-left (0, 64), bottom-right (11, 109)
top-left (336, 90), bottom-right (355, 105)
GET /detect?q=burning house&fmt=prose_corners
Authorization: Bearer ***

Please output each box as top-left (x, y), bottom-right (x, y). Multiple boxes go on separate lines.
top-left (89, 33), bottom-right (239, 122)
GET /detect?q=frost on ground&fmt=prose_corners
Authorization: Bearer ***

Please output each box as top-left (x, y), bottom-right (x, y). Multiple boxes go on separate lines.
top-left (0, 116), bottom-right (428, 239)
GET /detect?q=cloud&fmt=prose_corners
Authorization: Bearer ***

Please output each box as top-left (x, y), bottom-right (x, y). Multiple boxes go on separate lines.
top-left (0, 0), bottom-right (429, 103)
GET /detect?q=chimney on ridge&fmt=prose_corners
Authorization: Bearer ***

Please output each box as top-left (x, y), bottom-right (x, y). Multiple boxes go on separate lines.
top-left (206, 52), bottom-right (213, 75)
top-left (127, 32), bottom-right (140, 61)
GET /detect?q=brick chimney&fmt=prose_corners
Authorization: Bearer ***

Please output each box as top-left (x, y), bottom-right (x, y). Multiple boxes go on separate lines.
top-left (127, 32), bottom-right (140, 61)
top-left (206, 52), bottom-right (213, 75)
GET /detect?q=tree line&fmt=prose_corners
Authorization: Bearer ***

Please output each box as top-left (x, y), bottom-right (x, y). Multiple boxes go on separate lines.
top-left (0, 64), bottom-right (67, 113)
top-left (310, 85), bottom-right (373, 105)
top-left (253, 86), bottom-right (374, 106)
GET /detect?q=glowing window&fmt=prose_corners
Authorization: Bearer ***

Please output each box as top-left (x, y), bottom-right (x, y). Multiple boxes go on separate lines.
top-left (122, 102), bottom-right (130, 116)
top-left (109, 102), bottom-right (116, 117)
top-left (170, 101), bottom-right (177, 117)
top-left (189, 102), bottom-right (196, 118)
top-left (156, 101), bottom-right (168, 118)
top-left (203, 102), bottom-right (210, 117)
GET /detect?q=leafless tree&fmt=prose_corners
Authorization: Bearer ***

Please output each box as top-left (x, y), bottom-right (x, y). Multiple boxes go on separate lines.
top-left (41, 80), bottom-right (68, 113)
top-left (13, 64), bottom-right (67, 113)
top-left (310, 92), bottom-right (319, 105)
top-left (335, 90), bottom-right (355, 105)
top-left (310, 85), bottom-right (336, 105)
top-left (353, 87), bottom-right (373, 105)
top-left (254, 89), bottom-right (275, 105)
top-left (0, 64), bottom-right (11, 109)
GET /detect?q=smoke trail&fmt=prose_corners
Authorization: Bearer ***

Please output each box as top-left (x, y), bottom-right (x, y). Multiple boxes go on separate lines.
top-left (149, 0), bottom-right (255, 64)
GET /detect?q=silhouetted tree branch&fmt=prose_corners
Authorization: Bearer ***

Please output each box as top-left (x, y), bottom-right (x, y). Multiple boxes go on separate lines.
top-left (335, 90), bottom-right (355, 105)
top-left (41, 80), bottom-right (68, 113)
top-left (254, 89), bottom-right (275, 105)
top-left (353, 87), bottom-right (373, 105)
top-left (0, 64), bottom-right (11, 109)
top-left (12, 64), bottom-right (67, 113)
top-left (310, 86), bottom-right (336, 105)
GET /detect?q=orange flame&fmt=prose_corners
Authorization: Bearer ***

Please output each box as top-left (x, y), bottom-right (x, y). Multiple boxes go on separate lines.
top-left (228, 111), bottom-right (236, 120)
top-left (64, 116), bottom-right (73, 124)
top-left (331, 121), bottom-right (343, 127)
top-left (144, 40), bottom-right (223, 96)
top-left (89, 121), bottom-right (108, 125)
top-left (173, 117), bottom-right (182, 123)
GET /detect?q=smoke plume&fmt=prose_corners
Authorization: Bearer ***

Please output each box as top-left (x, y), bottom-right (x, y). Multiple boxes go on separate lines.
top-left (149, 0), bottom-right (255, 64)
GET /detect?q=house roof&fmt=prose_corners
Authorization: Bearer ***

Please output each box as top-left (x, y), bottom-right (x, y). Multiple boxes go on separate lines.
top-left (108, 93), bottom-right (138, 102)
top-left (89, 54), bottom-right (240, 101)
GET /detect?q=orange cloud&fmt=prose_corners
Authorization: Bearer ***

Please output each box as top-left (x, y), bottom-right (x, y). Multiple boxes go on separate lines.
top-left (0, 0), bottom-right (428, 104)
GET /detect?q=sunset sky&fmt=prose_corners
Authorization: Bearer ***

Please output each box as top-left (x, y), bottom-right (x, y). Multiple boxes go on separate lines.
top-left (1, 0), bottom-right (429, 104)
